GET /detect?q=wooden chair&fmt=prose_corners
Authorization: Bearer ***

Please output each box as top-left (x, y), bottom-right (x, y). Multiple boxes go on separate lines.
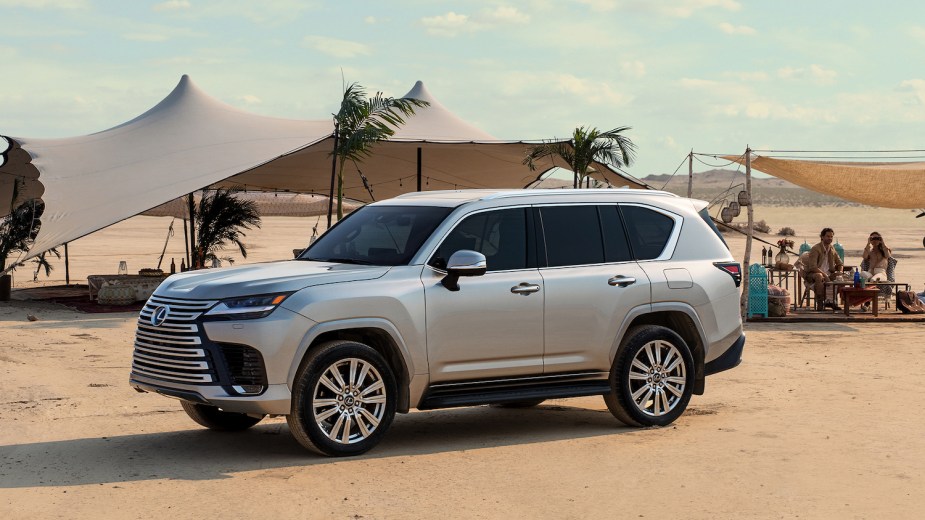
top-left (795, 253), bottom-right (817, 309)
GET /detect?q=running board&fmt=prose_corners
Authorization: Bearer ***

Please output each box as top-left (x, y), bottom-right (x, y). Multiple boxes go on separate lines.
top-left (418, 372), bottom-right (610, 410)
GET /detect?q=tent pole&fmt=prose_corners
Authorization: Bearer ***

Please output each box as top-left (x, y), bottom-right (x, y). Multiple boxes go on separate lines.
top-left (740, 147), bottom-right (754, 319)
top-left (64, 242), bottom-right (70, 286)
top-left (688, 150), bottom-right (693, 198)
top-left (187, 193), bottom-right (196, 268)
top-left (182, 217), bottom-right (189, 268)
top-left (327, 127), bottom-right (339, 229)
top-left (417, 147), bottom-right (422, 191)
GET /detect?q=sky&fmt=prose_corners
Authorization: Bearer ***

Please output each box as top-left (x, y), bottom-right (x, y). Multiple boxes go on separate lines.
top-left (3, 0), bottom-right (925, 180)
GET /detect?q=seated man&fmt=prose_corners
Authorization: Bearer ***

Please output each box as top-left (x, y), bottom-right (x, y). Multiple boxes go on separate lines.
top-left (803, 227), bottom-right (845, 310)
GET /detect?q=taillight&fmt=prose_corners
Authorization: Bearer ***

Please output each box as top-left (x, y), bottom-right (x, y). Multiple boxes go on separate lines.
top-left (714, 262), bottom-right (742, 287)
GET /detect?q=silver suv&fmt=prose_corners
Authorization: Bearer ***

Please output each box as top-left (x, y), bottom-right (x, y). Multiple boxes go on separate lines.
top-left (130, 189), bottom-right (744, 456)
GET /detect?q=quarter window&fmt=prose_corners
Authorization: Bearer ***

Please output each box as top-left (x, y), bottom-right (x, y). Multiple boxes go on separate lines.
top-left (598, 206), bottom-right (633, 262)
top-left (620, 205), bottom-right (675, 260)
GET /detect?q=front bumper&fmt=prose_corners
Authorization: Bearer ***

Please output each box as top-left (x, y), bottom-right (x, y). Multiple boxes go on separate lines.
top-left (130, 376), bottom-right (292, 415)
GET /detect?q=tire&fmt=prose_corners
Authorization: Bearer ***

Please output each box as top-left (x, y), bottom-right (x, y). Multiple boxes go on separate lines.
top-left (287, 340), bottom-right (397, 457)
top-left (604, 325), bottom-right (694, 427)
top-left (180, 401), bottom-right (265, 431)
top-left (490, 399), bottom-right (546, 408)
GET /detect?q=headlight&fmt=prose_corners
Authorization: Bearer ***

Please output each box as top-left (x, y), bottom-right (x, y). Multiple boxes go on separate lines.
top-left (203, 293), bottom-right (293, 320)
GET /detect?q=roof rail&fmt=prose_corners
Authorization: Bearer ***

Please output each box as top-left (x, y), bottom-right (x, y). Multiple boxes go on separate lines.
top-left (478, 189), bottom-right (679, 201)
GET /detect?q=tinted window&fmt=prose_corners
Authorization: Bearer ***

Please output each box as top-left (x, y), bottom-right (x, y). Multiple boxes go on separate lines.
top-left (539, 205), bottom-right (604, 267)
top-left (304, 205), bottom-right (451, 266)
top-left (621, 205), bottom-right (675, 260)
top-left (699, 208), bottom-right (728, 249)
top-left (598, 206), bottom-right (633, 262)
top-left (429, 208), bottom-right (527, 272)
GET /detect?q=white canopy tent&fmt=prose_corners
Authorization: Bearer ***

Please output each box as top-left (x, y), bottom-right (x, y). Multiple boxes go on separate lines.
top-left (0, 75), bottom-right (648, 266)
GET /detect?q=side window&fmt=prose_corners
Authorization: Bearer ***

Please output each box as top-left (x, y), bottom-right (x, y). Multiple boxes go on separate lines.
top-left (598, 206), bottom-right (633, 262)
top-left (429, 208), bottom-right (528, 272)
top-left (539, 205), bottom-right (604, 267)
top-left (620, 205), bottom-right (675, 260)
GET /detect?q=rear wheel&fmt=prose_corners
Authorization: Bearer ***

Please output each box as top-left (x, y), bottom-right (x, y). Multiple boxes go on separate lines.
top-left (604, 325), bottom-right (694, 427)
top-left (180, 401), bottom-right (264, 431)
top-left (287, 340), bottom-right (397, 457)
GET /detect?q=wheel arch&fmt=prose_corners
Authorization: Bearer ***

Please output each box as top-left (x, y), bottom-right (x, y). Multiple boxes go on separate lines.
top-left (611, 303), bottom-right (707, 395)
top-left (290, 319), bottom-right (414, 412)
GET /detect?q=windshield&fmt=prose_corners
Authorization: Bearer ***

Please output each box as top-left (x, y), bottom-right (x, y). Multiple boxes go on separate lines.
top-left (301, 205), bottom-right (453, 266)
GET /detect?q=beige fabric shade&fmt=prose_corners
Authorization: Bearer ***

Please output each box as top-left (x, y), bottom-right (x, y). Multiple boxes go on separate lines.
top-left (1, 75), bottom-right (648, 265)
top-left (142, 192), bottom-right (361, 218)
top-left (724, 154), bottom-right (925, 209)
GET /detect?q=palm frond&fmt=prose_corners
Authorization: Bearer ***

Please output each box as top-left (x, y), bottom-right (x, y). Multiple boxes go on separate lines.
top-left (195, 188), bottom-right (261, 264)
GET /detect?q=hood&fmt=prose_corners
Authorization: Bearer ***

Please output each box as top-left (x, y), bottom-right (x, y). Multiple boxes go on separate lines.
top-left (154, 260), bottom-right (390, 300)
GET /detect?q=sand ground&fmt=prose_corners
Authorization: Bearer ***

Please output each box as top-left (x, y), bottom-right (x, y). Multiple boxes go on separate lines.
top-left (2, 203), bottom-right (925, 518)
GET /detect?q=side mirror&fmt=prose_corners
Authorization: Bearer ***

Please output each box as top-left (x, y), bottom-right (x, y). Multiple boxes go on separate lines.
top-left (441, 250), bottom-right (487, 291)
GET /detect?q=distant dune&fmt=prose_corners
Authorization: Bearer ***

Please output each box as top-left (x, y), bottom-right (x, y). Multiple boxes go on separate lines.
top-left (642, 169), bottom-right (863, 207)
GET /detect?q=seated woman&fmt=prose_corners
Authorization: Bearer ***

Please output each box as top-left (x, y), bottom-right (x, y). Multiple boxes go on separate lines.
top-left (861, 232), bottom-right (891, 281)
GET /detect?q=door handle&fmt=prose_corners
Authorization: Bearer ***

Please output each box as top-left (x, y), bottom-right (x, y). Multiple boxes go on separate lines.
top-left (608, 275), bottom-right (637, 287)
top-left (510, 283), bottom-right (541, 295)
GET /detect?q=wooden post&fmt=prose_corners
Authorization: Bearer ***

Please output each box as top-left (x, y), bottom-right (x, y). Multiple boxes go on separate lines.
top-left (187, 193), bottom-right (196, 268)
top-left (740, 147), bottom-right (754, 319)
top-left (417, 147), bottom-right (422, 191)
top-left (327, 125), bottom-right (339, 229)
top-left (64, 242), bottom-right (70, 285)
top-left (687, 150), bottom-right (693, 198)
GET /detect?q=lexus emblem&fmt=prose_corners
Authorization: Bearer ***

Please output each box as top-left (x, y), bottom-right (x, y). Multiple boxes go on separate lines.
top-left (150, 305), bottom-right (170, 327)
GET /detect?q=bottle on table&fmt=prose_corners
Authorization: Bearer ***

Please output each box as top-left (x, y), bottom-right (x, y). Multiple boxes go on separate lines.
top-left (170, 258), bottom-right (176, 274)
top-left (853, 268), bottom-right (860, 288)
top-left (761, 247), bottom-right (767, 266)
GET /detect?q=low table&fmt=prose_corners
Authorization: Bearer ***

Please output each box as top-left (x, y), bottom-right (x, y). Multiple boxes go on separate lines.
top-left (87, 274), bottom-right (168, 302)
top-left (837, 286), bottom-right (880, 317)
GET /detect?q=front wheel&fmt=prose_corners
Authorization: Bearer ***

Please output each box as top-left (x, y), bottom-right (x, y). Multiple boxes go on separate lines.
top-left (287, 341), bottom-right (397, 457)
top-left (180, 401), bottom-right (264, 431)
top-left (604, 325), bottom-right (694, 427)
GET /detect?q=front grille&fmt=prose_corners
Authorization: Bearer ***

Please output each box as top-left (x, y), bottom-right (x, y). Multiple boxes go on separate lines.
top-left (132, 295), bottom-right (218, 384)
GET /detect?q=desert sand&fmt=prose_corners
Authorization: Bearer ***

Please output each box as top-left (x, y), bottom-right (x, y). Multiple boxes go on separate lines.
top-left (2, 203), bottom-right (924, 519)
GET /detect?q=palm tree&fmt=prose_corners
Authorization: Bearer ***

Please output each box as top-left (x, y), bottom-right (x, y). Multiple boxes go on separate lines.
top-left (1, 198), bottom-right (44, 300)
top-left (1, 199), bottom-right (44, 274)
top-left (524, 126), bottom-right (637, 189)
top-left (332, 82), bottom-right (429, 219)
top-left (194, 188), bottom-right (261, 268)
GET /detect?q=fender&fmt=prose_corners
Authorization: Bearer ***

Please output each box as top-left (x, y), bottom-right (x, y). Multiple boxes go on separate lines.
top-left (287, 317), bottom-right (417, 388)
top-left (608, 301), bottom-right (708, 362)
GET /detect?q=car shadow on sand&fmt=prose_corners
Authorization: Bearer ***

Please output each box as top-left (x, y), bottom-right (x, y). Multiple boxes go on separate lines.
top-left (0, 402), bottom-right (658, 488)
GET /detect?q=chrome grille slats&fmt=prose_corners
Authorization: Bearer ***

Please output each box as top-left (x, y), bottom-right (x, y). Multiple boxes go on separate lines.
top-left (131, 295), bottom-right (220, 385)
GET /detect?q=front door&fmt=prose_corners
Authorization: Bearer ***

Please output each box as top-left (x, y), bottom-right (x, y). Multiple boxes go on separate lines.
top-left (423, 208), bottom-right (544, 382)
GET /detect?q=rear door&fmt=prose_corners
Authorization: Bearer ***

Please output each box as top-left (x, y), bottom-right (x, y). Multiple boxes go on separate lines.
top-left (538, 204), bottom-right (651, 373)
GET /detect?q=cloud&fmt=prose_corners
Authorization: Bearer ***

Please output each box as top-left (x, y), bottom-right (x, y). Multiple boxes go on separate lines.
top-left (364, 16), bottom-right (377, 24)
top-left (573, 0), bottom-right (740, 16)
top-left (724, 71), bottom-right (769, 81)
top-left (152, 0), bottom-right (190, 11)
top-left (302, 35), bottom-right (371, 58)
top-left (656, 0), bottom-right (741, 18)
top-left (554, 74), bottom-right (632, 105)
top-left (123, 32), bottom-right (169, 42)
top-left (419, 6), bottom-right (528, 37)
top-left (237, 94), bottom-right (262, 105)
top-left (420, 12), bottom-right (470, 37)
top-left (777, 64), bottom-right (837, 84)
top-left (898, 79), bottom-right (925, 105)
top-left (621, 61), bottom-right (646, 78)
top-left (718, 22), bottom-right (756, 35)
top-left (0, 0), bottom-right (87, 8)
